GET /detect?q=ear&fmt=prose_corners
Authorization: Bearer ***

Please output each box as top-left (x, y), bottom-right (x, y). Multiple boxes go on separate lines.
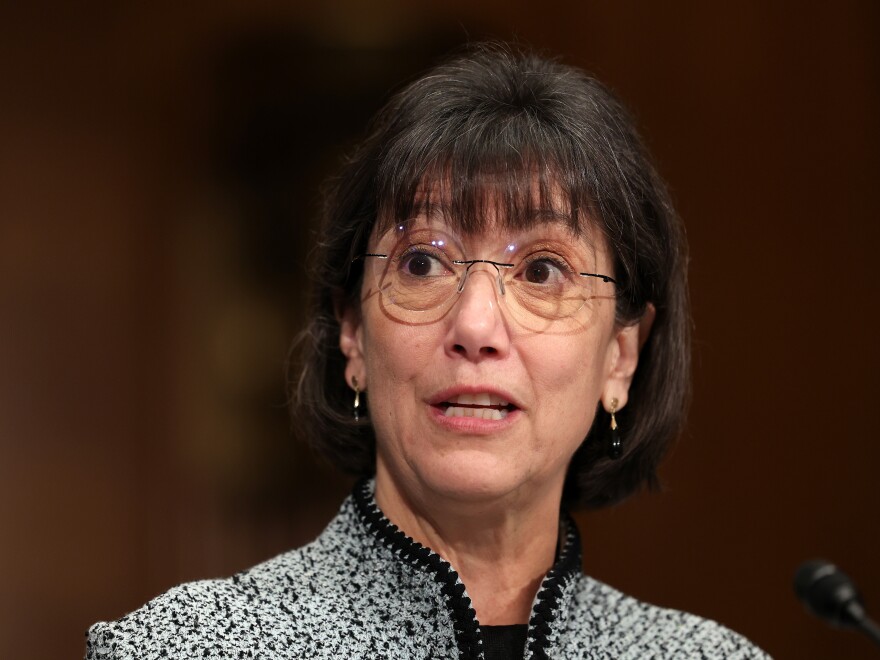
top-left (602, 303), bottom-right (656, 411)
top-left (337, 302), bottom-right (366, 391)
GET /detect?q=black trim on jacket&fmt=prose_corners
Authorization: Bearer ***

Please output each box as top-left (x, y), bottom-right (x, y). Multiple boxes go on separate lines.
top-left (352, 478), bottom-right (582, 660)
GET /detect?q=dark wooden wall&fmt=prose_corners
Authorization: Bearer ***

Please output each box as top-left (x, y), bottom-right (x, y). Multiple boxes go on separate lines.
top-left (1, 2), bottom-right (878, 658)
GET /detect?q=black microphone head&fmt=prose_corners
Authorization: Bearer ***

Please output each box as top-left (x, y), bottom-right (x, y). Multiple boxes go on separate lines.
top-left (794, 559), bottom-right (865, 628)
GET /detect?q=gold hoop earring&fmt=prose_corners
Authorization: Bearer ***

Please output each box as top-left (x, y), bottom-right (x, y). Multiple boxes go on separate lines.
top-left (352, 376), bottom-right (361, 421)
top-left (608, 398), bottom-right (622, 459)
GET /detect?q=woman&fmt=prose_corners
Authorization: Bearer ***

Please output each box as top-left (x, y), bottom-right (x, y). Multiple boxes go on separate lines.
top-left (87, 44), bottom-right (767, 659)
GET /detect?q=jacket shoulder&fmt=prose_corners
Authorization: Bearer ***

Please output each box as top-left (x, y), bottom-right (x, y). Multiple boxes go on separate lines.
top-left (84, 495), bottom-right (456, 659)
top-left (86, 566), bottom-right (290, 660)
top-left (556, 575), bottom-right (771, 659)
top-left (85, 537), bottom-right (343, 659)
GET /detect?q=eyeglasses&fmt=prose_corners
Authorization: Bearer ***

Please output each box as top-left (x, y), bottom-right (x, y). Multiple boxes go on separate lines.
top-left (357, 229), bottom-right (617, 324)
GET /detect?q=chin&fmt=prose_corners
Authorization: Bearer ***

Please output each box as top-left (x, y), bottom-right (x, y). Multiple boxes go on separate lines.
top-left (410, 452), bottom-right (531, 505)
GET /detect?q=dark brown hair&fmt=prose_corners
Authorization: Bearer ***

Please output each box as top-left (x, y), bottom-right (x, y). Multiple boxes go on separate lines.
top-left (292, 43), bottom-right (690, 508)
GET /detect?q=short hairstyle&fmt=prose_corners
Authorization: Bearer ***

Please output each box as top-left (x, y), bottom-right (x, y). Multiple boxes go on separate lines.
top-left (292, 43), bottom-right (690, 508)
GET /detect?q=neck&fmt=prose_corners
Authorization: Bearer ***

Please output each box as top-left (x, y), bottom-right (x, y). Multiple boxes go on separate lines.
top-left (373, 464), bottom-right (563, 625)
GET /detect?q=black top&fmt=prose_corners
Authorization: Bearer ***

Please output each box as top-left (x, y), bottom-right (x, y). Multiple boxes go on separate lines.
top-left (481, 624), bottom-right (528, 660)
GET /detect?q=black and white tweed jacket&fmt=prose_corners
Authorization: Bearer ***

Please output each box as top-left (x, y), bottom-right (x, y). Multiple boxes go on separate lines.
top-left (86, 480), bottom-right (769, 659)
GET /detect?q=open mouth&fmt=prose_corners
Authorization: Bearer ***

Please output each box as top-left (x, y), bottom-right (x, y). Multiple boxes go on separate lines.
top-left (437, 393), bottom-right (517, 420)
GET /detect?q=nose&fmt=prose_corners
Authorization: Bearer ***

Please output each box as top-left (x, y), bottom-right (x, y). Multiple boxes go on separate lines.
top-left (455, 260), bottom-right (507, 296)
top-left (446, 263), bottom-right (511, 360)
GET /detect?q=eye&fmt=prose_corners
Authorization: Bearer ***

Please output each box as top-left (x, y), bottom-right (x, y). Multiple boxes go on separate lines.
top-left (398, 250), bottom-right (448, 277)
top-left (520, 255), bottom-right (572, 285)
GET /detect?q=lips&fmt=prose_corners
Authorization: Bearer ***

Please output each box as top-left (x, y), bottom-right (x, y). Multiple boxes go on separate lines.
top-left (431, 391), bottom-right (519, 420)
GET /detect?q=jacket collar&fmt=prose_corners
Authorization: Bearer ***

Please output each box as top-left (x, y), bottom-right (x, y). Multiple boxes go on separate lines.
top-left (351, 479), bottom-right (582, 660)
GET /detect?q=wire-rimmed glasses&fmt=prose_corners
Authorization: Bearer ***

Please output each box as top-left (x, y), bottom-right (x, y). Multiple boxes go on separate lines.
top-left (357, 227), bottom-right (617, 325)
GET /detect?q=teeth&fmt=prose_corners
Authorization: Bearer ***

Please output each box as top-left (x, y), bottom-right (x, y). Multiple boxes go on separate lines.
top-left (446, 393), bottom-right (509, 406)
top-left (440, 392), bottom-right (513, 420)
top-left (444, 406), bottom-right (509, 420)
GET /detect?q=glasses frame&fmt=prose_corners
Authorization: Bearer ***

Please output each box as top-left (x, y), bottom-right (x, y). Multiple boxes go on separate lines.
top-left (360, 253), bottom-right (617, 282)
top-left (356, 252), bottom-right (617, 319)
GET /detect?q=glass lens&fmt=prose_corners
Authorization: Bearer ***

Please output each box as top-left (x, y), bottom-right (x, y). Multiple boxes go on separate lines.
top-left (378, 228), bottom-right (463, 312)
top-left (506, 253), bottom-right (591, 320)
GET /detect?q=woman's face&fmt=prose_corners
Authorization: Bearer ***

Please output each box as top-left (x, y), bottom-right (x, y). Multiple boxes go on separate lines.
top-left (339, 207), bottom-right (644, 508)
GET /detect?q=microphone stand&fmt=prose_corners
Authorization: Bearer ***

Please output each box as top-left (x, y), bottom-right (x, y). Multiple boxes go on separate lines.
top-left (846, 600), bottom-right (880, 648)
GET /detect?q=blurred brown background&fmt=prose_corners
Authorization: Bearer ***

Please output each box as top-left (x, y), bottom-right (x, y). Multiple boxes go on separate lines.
top-left (1, 2), bottom-right (878, 658)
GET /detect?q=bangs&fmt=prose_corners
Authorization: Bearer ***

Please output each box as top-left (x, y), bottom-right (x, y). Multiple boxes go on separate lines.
top-left (371, 95), bottom-right (603, 240)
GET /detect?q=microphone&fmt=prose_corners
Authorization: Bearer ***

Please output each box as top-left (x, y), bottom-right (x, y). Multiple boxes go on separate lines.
top-left (794, 559), bottom-right (880, 648)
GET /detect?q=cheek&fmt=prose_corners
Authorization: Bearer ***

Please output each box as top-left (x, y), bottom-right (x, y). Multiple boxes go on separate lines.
top-left (363, 321), bottom-right (436, 392)
top-left (521, 333), bottom-right (610, 428)
top-left (361, 322), bottom-right (440, 460)
top-left (525, 333), bottom-right (601, 386)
